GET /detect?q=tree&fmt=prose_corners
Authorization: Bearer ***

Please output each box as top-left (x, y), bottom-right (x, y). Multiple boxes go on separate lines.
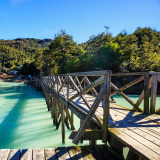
top-left (96, 42), bottom-right (124, 72)
top-left (43, 30), bottom-right (78, 73)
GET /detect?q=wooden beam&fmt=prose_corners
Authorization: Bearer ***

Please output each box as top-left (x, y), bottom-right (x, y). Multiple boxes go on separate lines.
top-left (68, 75), bottom-right (105, 102)
top-left (58, 92), bottom-right (102, 127)
top-left (57, 76), bottom-right (67, 100)
top-left (135, 76), bottom-right (153, 111)
top-left (150, 74), bottom-right (158, 114)
top-left (75, 76), bottom-right (83, 90)
top-left (102, 74), bottom-right (111, 143)
top-left (72, 83), bottom-right (106, 144)
top-left (111, 75), bottom-right (144, 96)
top-left (64, 106), bottom-right (75, 130)
top-left (111, 83), bottom-right (139, 111)
top-left (57, 77), bottom-right (67, 95)
top-left (61, 102), bottom-right (65, 143)
top-left (144, 74), bottom-right (150, 114)
top-left (126, 149), bottom-right (139, 160)
top-left (67, 70), bottom-right (112, 76)
top-left (69, 75), bottom-right (103, 127)
top-left (85, 77), bottom-right (98, 96)
top-left (69, 129), bottom-right (102, 140)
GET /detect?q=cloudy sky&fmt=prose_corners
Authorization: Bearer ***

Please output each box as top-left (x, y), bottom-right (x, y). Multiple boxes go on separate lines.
top-left (0, 0), bottom-right (160, 43)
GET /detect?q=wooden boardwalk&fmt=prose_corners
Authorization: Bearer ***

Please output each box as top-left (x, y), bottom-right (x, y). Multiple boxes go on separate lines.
top-left (0, 145), bottom-right (122, 160)
top-left (40, 71), bottom-right (160, 160)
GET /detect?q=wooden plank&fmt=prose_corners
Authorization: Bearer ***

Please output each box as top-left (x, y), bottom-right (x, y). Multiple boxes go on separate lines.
top-left (102, 74), bottom-right (111, 143)
top-left (110, 104), bottom-right (160, 137)
top-left (150, 74), bottom-right (158, 114)
top-left (67, 147), bottom-right (84, 160)
top-left (45, 148), bottom-right (57, 160)
top-left (69, 129), bottom-right (102, 140)
top-left (109, 110), bottom-right (160, 156)
top-left (109, 109), bottom-right (160, 147)
top-left (144, 74), bottom-right (150, 114)
top-left (61, 102), bottom-right (65, 143)
top-left (109, 127), bottom-right (160, 160)
top-left (21, 149), bottom-right (32, 160)
top-left (56, 147), bottom-right (71, 160)
top-left (33, 148), bottom-right (45, 160)
top-left (8, 149), bottom-right (21, 160)
top-left (0, 149), bottom-right (10, 160)
top-left (121, 128), bottom-right (160, 156)
top-left (72, 83), bottom-right (106, 144)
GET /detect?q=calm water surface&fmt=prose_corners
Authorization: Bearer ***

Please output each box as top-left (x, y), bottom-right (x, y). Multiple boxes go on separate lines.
top-left (0, 82), bottom-right (82, 149)
top-left (0, 81), bottom-right (159, 157)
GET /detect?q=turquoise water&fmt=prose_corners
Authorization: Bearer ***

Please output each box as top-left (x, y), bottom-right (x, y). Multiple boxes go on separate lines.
top-left (0, 82), bottom-right (83, 149)
top-left (113, 94), bottom-right (160, 111)
top-left (0, 81), bottom-right (159, 153)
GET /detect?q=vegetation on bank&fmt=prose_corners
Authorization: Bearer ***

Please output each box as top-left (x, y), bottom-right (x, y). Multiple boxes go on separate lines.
top-left (0, 27), bottom-right (160, 76)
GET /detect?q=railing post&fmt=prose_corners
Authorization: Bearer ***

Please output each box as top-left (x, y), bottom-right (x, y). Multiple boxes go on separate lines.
top-left (102, 72), bottom-right (111, 143)
top-left (67, 75), bottom-right (69, 103)
top-left (61, 102), bottom-right (65, 143)
top-left (150, 74), bottom-right (158, 114)
top-left (144, 73), bottom-right (149, 114)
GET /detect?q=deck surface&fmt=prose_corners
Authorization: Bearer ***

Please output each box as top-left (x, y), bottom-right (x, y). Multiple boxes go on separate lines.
top-left (0, 145), bottom-right (122, 160)
top-left (55, 85), bottom-right (160, 160)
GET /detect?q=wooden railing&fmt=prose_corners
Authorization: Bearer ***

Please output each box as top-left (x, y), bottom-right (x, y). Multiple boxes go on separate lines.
top-left (111, 71), bottom-right (160, 114)
top-left (40, 70), bottom-right (112, 144)
top-left (40, 71), bottom-right (160, 144)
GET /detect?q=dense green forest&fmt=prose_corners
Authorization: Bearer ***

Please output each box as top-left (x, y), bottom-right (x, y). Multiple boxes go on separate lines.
top-left (0, 27), bottom-right (160, 76)
top-left (0, 38), bottom-right (52, 72)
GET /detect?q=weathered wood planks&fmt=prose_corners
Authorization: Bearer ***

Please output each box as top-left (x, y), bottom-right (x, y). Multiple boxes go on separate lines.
top-left (0, 145), bottom-right (122, 160)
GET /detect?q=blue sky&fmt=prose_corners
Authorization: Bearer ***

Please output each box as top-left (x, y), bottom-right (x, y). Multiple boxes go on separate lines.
top-left (0, 0), bottom-right (160, 43)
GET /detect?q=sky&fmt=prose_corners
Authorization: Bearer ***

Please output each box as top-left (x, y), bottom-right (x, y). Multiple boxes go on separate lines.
top-left (0, 0), bottom-right (160, 43)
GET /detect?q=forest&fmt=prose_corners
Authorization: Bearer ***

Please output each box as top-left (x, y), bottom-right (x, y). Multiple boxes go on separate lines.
top-left (0, 27), bottom-right (160, 76)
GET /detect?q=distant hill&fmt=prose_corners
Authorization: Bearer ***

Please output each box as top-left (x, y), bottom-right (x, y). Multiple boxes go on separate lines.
top-left (0, 38), bottom-right (53, 49)
top-left (0, 38), bottom-right (53, 68)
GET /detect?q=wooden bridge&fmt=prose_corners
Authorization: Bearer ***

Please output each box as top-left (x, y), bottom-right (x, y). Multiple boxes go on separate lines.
top-left (40, 70), bottom-right (160, 160)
